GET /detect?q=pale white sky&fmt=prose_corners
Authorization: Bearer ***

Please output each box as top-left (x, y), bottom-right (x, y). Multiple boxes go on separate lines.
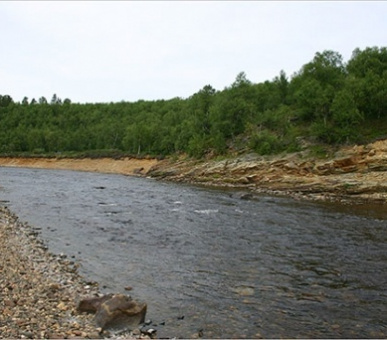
top-left (1, 1), bottom-right (386, 103)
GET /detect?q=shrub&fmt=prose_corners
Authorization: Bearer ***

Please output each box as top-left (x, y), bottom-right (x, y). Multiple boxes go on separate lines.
top-left (249, 130), bottom-right (284, 155)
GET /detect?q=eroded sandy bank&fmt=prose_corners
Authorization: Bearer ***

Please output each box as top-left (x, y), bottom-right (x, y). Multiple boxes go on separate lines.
top-left (0, 157), bottom-right (159, 176)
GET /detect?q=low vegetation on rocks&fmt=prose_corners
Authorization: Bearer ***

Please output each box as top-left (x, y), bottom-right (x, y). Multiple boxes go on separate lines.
top-left (148, 138), bottom-right (387, 204)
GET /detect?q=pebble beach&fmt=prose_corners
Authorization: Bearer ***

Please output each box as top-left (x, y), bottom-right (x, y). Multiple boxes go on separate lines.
top-left (0, 206), bottom-right (144, 339)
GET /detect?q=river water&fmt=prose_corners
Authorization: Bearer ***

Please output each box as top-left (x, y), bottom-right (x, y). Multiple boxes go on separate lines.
top-left (1, 167), bottom-right (386, 338)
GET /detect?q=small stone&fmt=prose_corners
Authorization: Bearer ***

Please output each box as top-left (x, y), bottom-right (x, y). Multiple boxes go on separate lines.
top-left (71, 322), bottom-right (81, 329)
top-left (88, 332), bottom-right (102, 339)
top-left (52, 323), bottom-right (61, 330)
top-left (56, 301), bottom-right (68, 311)
top-left (49, 283), bottom-right (62, 291)
top-left (21, 332), bottom-right (34, 339)
top-left (132, 328), bottom-right (141, 336)
top-left (49, 333), bottom-right (66, 339)
top-left (4, 299), bottom-right (16, 307)
top-left (30, 318), bottom-right (38, 324)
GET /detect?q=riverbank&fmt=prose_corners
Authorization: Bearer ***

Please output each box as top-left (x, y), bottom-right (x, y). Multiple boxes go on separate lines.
top-left (1, 142), bottom-right (386, 338)
top-left (148, 139), bottom-right (387, 204)
top-left (1, 138), bottom-right (387, 204)
top-left (0, 156), bottom-right (158, 176)
top-left (0, 206), bottom-right (148, 339)
top-left (0, 206), bottom-right (99, 338)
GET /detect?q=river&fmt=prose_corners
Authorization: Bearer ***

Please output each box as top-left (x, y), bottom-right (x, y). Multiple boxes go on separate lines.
top-left (1, 167), bottom-right (386, 338)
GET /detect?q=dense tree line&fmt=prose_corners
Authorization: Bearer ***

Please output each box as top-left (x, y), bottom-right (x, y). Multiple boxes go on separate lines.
top-left (1, 47), bottom-right (386, 158)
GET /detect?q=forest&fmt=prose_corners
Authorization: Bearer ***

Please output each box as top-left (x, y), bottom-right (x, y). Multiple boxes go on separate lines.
top-left (1, 46), bottom-right (386, 159)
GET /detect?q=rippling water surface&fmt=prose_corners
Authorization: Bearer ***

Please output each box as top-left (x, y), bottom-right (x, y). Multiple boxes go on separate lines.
top-left (1, 167), bottom-right (386, 338)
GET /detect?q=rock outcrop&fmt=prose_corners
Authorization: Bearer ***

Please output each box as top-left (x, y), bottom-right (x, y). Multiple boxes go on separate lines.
top-left (148, 139), bottom-right (387, 203)
top-left (78, 294), bottom-right (147, 332)
top-left (77, 294), bottom-right (114, 313)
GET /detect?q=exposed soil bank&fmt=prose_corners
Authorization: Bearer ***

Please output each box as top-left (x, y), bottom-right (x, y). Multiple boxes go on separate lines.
top-left (0, 157), bottom-right (158, 176)
top-left (1, 138), bottom-right (387, 204)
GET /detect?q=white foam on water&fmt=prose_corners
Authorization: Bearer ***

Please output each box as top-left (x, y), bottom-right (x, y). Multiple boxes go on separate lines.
top-left (194, 209), bottom-right (219, 214)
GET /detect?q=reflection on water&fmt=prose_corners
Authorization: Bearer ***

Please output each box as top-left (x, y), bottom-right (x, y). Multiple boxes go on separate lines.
top-left (1, 167), bottom-right (386, 338)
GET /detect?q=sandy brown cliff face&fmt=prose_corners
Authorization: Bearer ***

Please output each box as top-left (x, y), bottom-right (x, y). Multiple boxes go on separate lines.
top-left (0, 157), bottom-right (158, 176)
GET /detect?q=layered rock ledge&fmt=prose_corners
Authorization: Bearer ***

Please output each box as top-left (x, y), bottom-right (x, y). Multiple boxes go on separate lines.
top-left (149, 139), bottom-right (387, 204)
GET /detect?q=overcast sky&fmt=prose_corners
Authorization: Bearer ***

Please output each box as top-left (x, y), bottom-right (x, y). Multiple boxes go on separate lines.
top-left (1, 1), bottom-right (386, 103)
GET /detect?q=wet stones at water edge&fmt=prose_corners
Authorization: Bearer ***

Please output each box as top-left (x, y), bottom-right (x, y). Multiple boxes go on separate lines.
top-left (77, 293), bottom-right (147, 333)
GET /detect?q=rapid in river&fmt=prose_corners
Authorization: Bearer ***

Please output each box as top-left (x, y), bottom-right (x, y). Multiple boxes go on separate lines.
top-left (1, 167), bottom-right (386, 338)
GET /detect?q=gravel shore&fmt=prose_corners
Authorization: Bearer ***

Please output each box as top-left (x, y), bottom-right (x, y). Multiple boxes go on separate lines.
top-left (0, 206), bottom-right (142, 339)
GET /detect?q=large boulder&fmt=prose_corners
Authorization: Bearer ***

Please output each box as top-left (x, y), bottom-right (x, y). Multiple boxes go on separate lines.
top-left (77, 294), bottom-right (114, 313)
top-left (77, 293), bottom-right (147, 332)
top-left (95, 294), bottom-right (147, 331)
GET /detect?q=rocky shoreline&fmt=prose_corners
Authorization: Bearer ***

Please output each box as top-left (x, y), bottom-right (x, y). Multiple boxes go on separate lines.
top-left (1, 140), bottom-right (386, 339)
top-left (1, 139), bottom-right (387, 206)
top-left (148, 139), bottom-right (387, 205)
top-left (0, 206), bottom-right (152, 339)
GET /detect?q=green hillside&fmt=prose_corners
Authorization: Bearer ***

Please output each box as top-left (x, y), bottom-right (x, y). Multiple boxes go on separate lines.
top-left (1, 46), bottom-right (386, 159)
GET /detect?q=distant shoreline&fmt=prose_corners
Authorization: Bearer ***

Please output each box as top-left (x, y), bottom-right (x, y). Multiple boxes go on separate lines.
top-left (1, 138), bottom-right (387, 207)
top-left (0, 156), bottom-right (159, 177)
